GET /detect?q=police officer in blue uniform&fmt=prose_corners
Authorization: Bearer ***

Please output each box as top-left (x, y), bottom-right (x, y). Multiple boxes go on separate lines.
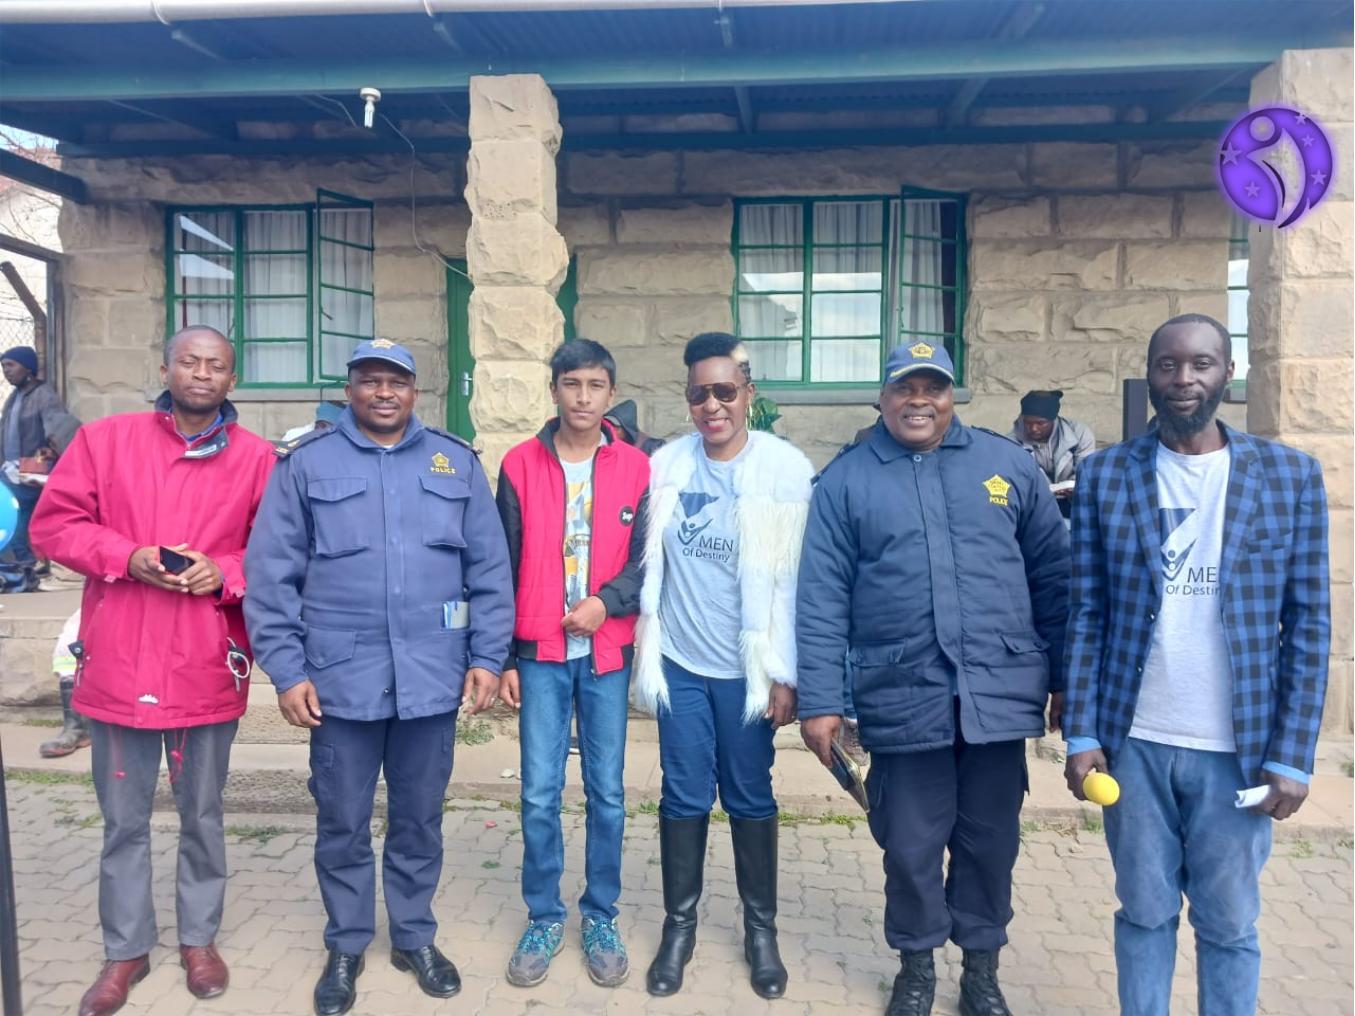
top-left (795, 342), bottom-right (1069, 1016)
top-left (244, 340), bottom-right (513, 1016)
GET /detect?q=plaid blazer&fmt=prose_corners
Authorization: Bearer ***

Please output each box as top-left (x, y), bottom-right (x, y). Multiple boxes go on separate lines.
top-left (1063, 424), bottom-right (1331, 783)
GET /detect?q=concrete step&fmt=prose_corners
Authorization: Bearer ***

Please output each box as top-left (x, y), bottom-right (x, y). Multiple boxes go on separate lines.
top-left (4, 720), bottom-right (1352, 840)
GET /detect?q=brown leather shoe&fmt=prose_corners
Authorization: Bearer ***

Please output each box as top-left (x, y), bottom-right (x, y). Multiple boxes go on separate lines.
top-left (78, 957), bottom-right (150, 1016)
top-left (180, 943), bottom-right (229, 999)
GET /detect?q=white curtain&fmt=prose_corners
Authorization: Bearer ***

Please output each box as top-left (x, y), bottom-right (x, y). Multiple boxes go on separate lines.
top-left (810, 201), bottom-right (882, 383)
top-left (243, 211), bottom-right (309, 384)
top-left (739, 203), bottom-right (804, 381)
top-left (175, 212), bottom-right (235, 336)
top-left (897, 200), bottom-right (945, 338)
top-left (318, 206), bottom-right (375, 379)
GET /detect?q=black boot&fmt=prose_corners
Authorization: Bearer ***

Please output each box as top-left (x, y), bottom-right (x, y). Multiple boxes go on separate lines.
top-left (887, 950), bottom-right (936, 1016)
top-left (40, 679), bottom-right (90, 759)
top-left (958, 949), bottom-right (1011, 1016)
top-left (730, 815), bottom-right (788, 999)
top-left (313, 951), bottom-right (363, 1016)
top-left (645, 814), bottom-right (708, 997)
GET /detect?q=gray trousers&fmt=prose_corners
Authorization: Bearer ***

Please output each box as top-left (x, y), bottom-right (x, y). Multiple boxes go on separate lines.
top-left (89, 719), bottom-right (237, 960)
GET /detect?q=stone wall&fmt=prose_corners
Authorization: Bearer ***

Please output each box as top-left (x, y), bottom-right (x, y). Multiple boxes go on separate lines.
top-left (558, 140), bottom-right (1241, 467)
top-left (1247, 48), bottom-right (1354, 734)
top-left (55, 152), bottom-right (468, 439)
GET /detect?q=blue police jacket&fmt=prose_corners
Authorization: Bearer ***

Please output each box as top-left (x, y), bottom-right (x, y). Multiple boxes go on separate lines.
top-left (243, 409), bottom-right (514, 721)
top-left (796, 417), bottom-right (1069, 752)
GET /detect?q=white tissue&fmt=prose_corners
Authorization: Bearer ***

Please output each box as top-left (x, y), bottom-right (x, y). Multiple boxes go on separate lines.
top-left (1234, 785), bottom-right (1272, 809)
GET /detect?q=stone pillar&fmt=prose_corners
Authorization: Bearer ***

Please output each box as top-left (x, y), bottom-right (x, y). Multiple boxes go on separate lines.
top-left (1247, 48), bottom-right (1354, 733)
top-left (464, 74), bottom-right (569, 476)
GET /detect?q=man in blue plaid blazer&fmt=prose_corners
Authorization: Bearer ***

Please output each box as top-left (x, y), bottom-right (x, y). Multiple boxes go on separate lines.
top-left (1063, 314), bottom-right (1330, 1016)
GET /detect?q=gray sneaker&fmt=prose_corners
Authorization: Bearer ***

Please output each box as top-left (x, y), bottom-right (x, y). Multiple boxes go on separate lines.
top-left (581, 916), bottom-right (629, 987)
top-left (506, 920), bottom-right (564, 987)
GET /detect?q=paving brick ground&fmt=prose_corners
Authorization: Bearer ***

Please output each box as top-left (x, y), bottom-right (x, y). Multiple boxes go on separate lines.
top-left (5, 777), bottom-right (1352, 1016)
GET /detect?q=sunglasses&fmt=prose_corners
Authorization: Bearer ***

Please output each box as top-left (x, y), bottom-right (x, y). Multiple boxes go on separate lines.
top-left (685, 382), bottom-right (747, 405)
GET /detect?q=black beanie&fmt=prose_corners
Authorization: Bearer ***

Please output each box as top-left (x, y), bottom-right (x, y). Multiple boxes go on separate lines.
top-left (1019, 389), bottom-right (1062, 420)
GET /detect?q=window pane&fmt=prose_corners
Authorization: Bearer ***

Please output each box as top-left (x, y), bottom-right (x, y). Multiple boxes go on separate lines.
top-left (245, 297), bottom-right (307, 339)
top-left (245, 210), bottom-right (307, 251)
top-left (176, 253), bottom-right (234, 297)
top-left (813, 201), bottom-right (882, 245)
top-left (175, 299), bottom-right (233, 335)
top-left (739, 249), bottom-right (803, 292)
top-left (318, 333), bottom-right (355, 380)
top-left (1228, 287), bottom-right (1249, 337)
top-left (176, 212), bottom-right (234, 254)
top-left (320, 289), bottom-right (375, 337)
top-left (739, 294), bottom-right (803, 338)
top-left (320, 241), bottom-right (375, 294)
top-left (244, 342), bottom-right (308, 384)
top-left (898, 285), bottom-right (952, 336)
top-left (901, 199), bottom-right (952, 239)
top-left (320, 207), bottom-right (373, 248)
top-left (812, 248), bottom-right (882, 291)
top-left (739, 203), bottom-right (801, 246)
top-left (1228, 256), bottom-right (1248, 288)
top-left (245, 254), bottom-right (307, 296)
top-left (811, 340), bottom-right (879, 383)
top-left (899, 237), bottom-right (956, 288)
top-left (746, 340), bottom-right (802, 382)
top-left (812, 293), bottom-right (880, 338)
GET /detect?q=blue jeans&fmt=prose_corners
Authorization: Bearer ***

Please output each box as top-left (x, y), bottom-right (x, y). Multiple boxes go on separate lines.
top-left (518, 656), bottom-right (630, 924)
top-left (657, 656), bottom-right (776, 820)
top-left (1104, 737), bottom-right (1272, 1016)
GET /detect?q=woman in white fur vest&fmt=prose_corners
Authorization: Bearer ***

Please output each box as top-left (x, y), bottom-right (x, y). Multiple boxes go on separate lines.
top-left (636, 332), bottom-right (813, 1001)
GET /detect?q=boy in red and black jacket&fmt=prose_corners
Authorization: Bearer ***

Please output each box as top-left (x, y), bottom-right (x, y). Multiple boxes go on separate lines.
top-left (495, 339), bottom-right (650, 990)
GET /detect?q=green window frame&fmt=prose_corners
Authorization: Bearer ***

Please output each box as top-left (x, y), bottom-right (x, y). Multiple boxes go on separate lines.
top-left (165, 192), bottom-right (374, 388)
top-left (1227, 212), bottom-right (1250, 388)
top-left (732, 192), bottom-right (966, 389)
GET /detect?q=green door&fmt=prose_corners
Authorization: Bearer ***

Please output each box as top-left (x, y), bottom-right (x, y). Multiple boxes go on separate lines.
top-left (445, 258), bottom-right (578, 442)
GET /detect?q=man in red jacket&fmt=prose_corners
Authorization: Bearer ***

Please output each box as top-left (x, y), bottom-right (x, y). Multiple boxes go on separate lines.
top-left (496, 339), bottom-right (650, 990)
top-left (30, 326), bottom-right (275, 1016)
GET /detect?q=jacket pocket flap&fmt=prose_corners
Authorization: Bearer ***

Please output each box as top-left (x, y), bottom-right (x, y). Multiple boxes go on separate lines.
top-left (307, 477), bottom-right (367, 502)
top-left (419, 473), bottom-right (470, 500)
top-left (1000, 632), bottom-right (1049, 655)
top-left (304, 626), bottom-right (357, 669)
top-left (848, 639), bottom-right (913, 667)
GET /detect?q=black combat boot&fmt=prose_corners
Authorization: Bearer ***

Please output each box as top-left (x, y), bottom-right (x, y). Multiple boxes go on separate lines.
top-left (886, 950), bottom-right (936, 1016)
top-left (958, 948), bottom-right (1011, 1016)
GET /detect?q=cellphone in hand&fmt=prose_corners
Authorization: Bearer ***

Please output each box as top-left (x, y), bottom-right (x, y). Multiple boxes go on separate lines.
top-left (158, 546), bottom-right (193, 575)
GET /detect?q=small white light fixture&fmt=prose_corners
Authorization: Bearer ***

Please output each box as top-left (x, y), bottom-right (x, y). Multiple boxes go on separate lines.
top-left (359, 87), bottom-right (382, 130)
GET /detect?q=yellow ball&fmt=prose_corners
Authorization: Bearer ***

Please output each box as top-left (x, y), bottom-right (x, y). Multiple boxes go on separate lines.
top-left (1083, 772), bottom-right (1121, 807)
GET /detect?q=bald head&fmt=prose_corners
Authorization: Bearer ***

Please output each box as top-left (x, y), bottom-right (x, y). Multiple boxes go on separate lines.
top-left (164, 325), bottom-right (234, 368)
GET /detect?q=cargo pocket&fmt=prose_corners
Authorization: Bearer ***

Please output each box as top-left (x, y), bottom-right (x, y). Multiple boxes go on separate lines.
top-left (419, 473), bottom-right (470, 549)
top-left (307, 477), bottom-right (369, 557)
top-left (969, 631), bottom-right (1050, 733)
top-left (304, 625), bottom-right (357, 670)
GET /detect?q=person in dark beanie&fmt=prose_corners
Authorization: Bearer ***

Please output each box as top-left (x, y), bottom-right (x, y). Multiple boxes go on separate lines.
top-left (603, 399), bottom-right (666, 456)
top-left (1007, 389), bottom-right (1095, 518)
top-left (1, 344), bottom-right (80, 591)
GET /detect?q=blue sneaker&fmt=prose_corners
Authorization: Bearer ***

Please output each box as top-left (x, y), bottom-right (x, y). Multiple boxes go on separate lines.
top-left (506, 920), bottom-right (564, 987)
top-left (581, 916), bottom-right (629, 987)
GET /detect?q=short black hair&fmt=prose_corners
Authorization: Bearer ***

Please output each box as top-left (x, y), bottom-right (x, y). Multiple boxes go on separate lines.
top-left (164, 325), bottom-right (234, 367)
top-left (549, 338), bottom-right (616, 386)
top-left (683, 331), bottom-right (752, 382)
top-left (1148, 313), bottom-right (1232, 363)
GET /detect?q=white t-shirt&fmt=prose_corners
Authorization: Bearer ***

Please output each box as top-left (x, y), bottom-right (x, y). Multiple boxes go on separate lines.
top-left (561, 453), bottom-right (596, 661)
top-left (1129, 443), bottom-right (1236, 752)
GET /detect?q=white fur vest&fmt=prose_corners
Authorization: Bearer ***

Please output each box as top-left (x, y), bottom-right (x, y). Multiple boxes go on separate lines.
top-left (634, 431), bottom-right (813, 723)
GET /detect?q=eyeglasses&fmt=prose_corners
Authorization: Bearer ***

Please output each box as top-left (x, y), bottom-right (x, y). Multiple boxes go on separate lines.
top-left (685, 382), bottom-right (746, 405)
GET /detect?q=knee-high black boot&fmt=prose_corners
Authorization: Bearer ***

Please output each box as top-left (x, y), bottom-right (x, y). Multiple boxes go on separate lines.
top-left (730, 815), bottom-right (788, 999)
top-left (646, 814), bottom-right (708, 997)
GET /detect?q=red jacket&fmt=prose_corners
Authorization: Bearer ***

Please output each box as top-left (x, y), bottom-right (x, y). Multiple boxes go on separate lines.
top-left (496, 420), bottom-right (649, 674)
top-left (30, 397), bottom-right (274, 729)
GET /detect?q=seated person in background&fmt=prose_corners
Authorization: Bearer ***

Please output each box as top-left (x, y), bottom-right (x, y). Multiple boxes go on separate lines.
top-left (1008, 389), bottom-right (1095, 516)
top-left (277, 400), bottom-right (344, 448)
